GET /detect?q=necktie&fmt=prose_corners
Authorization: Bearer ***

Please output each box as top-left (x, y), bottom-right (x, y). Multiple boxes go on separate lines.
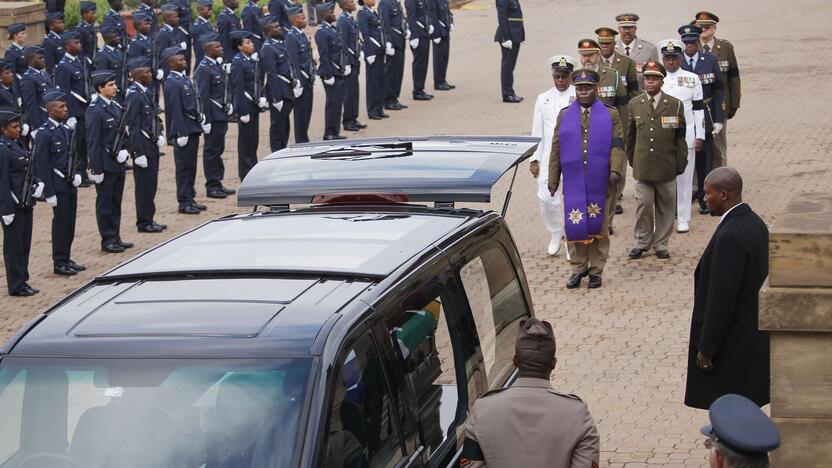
top-left (689, 57), bottom-right (694, 69)
top-left (703, 44), bottom-right (711, 53)
top-left (581, 108), bottom-right (589, 127)
top-left (649, 96), bottom-right (656, 114)
top-left (625, 46), bottom-right (630, 56)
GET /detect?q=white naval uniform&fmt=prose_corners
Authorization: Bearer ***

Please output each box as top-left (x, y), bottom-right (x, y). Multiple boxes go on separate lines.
top-left (662, 67), bottom-right (705, 228)
top-left (530, 85), bottom-right (575, 240)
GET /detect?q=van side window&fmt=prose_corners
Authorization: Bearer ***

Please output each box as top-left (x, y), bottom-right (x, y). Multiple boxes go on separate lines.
top-left (459, 246), bottom-right (530, 389)
top-left (326, 335), bottom-right (404, 468)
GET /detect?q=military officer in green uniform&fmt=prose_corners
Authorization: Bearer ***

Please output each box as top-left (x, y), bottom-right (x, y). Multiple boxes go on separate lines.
top-left (614, 13), bottom-right (658, 90)
top-left (695, 11), bottom-right (739, 168)
top-left (596, 27), bottom-right (638, 99)
top-left (626, 62), bottom-right (688, 260)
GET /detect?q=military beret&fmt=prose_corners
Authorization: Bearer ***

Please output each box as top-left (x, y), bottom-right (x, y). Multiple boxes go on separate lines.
top-left (128, 56), bottom-right (152, 71)
top-left (316, 1), bottom-right (335, 15)
top-left (43, 88), bottom-right (66, 103)
top-left (701, 394), bottom-right (780, 456)
top-left (197, 31), bottom-right (221, 47)
top-left (286, 4), bottom-right (303, 15)
top-left (678, 24), bottom-right (702, 42)
top-left (132, 11), bottom-right (152, 23)
top-left (230, 30), bottom-right (254, 40)
top-left (615, 13), bottom-right (639, 27)
top-left (46, 12), bottom-right (65, 23)
top-left (594, 26), bottom-right (618, 44)
top-left (161, 46), bottom-right (185, 62)
top-left (0, 60), bottom-right (12, 71)
top-left (571, 68), bottom-right (600, 86)
top-left (99, 25), bottom-right (120, 36)
top-left (91, 70), bottom-right (117, 87)
top-left (549, 54), bottom-right (578, 73)
top-left (514, 318), bottom-right (556, 374)
top-left (577, 38), bottom-right (600, 54)
top-left (23, 46), bottom-right (45, 56)
top-left (7, 23), bottom-right (26, 35)
top-left (657, 39), bottom-right (684, 56)
top-left (60, 30), bottom-right (81, 43)
top-left (80, 1), bottom-right (97, 12)
top-left (259, 14), bottom-right (279, 27)
top-left (642, 60), bottom-right (666, 78)
top-left (695, 11), bottom-right (719, 25)
top-left (0, 110), bottom-right (21, 127)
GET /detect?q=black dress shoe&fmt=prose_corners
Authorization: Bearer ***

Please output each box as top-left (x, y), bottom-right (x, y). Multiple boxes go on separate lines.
top-left (102, 243), bottom-right (126, 253)
top-left (608, 225), bottom-right (615, 236)
top-left (10, 286), bottom-right (36, 297)
top-left (699, 206), bottom-right (710, 215)
top-left (368, 114), bottom-right (383, 120)
top-left (384, 103), bottom-right (403, 110)
top-left (207, 189), bottom-right (228, 199)
top-left (628, 248), bottom-right (645, 259)
top-left (396, 101), bottom-right (408, 109)
top-left (615, 204), bottom-right (623, 215)
top-left (353, 121), bottom-right (367, 128)
top-left (179, 204), bottom-right (200, 214)
top-left (587, 275), bottom-right (603, 289)
top-left (118, 240), bottom-right (134, 249)
top-left (343, 123), bottom-right (361, 132)
top-left (323, 134), bottom-right (347, 140)
top-left (502, 95), bottom-right (524, 103)
top-left (413, 91), bottom-right (433, 100)
top-left (566, 272), bottom-right (587, 289)
top-left (192, 202), bottom-right (207, 211)
top-left (220, 186), bottom-right (236, 195)
top-left (138, 224), bottom-right (164, 233)
top-left (380, 113), bottom-right (389, 118)
top-left (153, 222), bottom-right (168, 230)
top-left (656, 249), bottom-right (671, 259)
top-left (68, 260), bottom-right (86, 271)
top-left (23, 284), bottom-right (40, 294)
top-left (54, 264), bottom-right (78, 276)
top-left (434, 82), bottom-right (455, 91)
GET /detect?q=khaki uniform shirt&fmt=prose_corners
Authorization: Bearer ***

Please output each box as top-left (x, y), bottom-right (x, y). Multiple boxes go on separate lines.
top-left (701, 38), bottom-right (740, 115)
top-left (548, 103), bottom-right (626, 184)
top-left (601, 51), bottom-right (639, 99)
top-left (463, 377), bottom-right (600, 468)
top-left (615, 37), bottom-right (659, 90)
top-left (626, 92), bottom-right (689, 182)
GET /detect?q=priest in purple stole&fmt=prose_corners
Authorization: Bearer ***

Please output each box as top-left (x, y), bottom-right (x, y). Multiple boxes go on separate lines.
top-left (548, 68), bottom-right (626, 289)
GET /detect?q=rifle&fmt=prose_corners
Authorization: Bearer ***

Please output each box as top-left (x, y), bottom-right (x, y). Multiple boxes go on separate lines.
top-left (223, 62), bottom-right (231, 112)
top-left (81, 58), bottom-right (91, 101)
top-left (338, 18), bottom-right (348, 73)
top-left (107, 103), bottom-right (132, 157)
top-left (150, 36), bottom-right (161, 111)
top-left (191, 75), bottom-right (204, 119)
top-left (120, 49), bottom-right (129, 94)
top-left (66, 126), bottom-right (79, 184)
top-left (253, 57), bottom-right (261, 104)
top-left (19, 139), bottom-right (38, 208)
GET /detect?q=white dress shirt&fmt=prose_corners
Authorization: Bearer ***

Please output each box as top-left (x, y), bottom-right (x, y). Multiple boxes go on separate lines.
top-left (529, 85), bottom-right (576, 182)
top-left (662, 67), bottom-right (705, 147)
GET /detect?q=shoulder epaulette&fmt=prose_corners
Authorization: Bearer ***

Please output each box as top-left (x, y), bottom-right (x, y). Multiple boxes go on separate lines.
top-left (480, 387), bottom-right (510, 398)
top-left (546, 389), bottom-right (583, 401)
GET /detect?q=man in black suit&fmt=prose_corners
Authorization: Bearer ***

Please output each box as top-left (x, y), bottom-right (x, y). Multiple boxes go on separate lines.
top-left (684, 167), bottom-right (770, 410)
top-left (494, 0), bottom-right (523, 103)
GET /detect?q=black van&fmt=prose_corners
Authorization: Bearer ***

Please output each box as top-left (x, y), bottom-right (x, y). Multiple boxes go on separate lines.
top-left (0, 136), bottom-right (539, 468)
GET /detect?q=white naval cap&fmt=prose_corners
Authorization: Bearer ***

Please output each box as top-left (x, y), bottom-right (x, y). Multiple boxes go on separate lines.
top-left (549, 54), bottom-right (579, 73)
top-left (657, 39), bottom-right (685, 55)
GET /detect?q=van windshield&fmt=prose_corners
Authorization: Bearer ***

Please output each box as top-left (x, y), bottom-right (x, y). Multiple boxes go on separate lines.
top-left (0, 357), bottom-right (311, 468)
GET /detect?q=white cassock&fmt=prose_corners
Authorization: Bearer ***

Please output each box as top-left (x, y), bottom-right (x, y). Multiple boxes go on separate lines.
top-left (530, 85), bottom-right (575, 240)
top-left (662, 68), bottom-right (705, 229)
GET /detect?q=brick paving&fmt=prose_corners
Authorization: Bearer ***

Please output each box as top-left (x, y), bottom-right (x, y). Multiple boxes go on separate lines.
top-left (2, 0), bottom-right (831, 465)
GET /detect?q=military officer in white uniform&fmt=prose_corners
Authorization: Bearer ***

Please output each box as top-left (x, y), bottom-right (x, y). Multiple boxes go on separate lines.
top-left (614, 13), bottom-right (657, 90)
top-left (529, 55), bottom-right (577, 256)
top-left (658, 39), bottom-right (704, 233)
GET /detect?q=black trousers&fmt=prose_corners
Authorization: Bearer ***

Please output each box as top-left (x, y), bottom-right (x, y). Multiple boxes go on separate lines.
top-left (134, 152), bottom-right (159, 229)
top-left (695, 133), bottom-right (715, 209)
top-left (51, 190), bottom-right (77, 267)
top-left (411, 38), bottom-right (430, 92)
top-left (323, 77), bottom-right (344, 137)
top-left (384, 47), bottom-right (405, 104)
top-left (74, 118), bottom-right (88, 177)
top-left (173, 134), bottom-right (199, 207)
top-left (432, 37), bottom-right (449, 86)
top-left (270, 100), bottom-right (293, 152)
top-left (365, 55), bottom-right (385, 117)
top-left (500, 42), bottom-right (520, 97)
top-left (293, 85), bottom-right (313, 144)
top-left (238, 113), bottom-right (260, 181)
top-left (342, 64), bottom-right (360, 125)
top-left (95, 170), bottom-right (125, 247)
top-left (3, 205), bottom-right (33, 293)
top-left (203, 121), bottom-right (227, 191)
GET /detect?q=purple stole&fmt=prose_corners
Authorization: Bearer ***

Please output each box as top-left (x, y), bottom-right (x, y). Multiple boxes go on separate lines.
top-left (558, 99), bottom-right (612, 242)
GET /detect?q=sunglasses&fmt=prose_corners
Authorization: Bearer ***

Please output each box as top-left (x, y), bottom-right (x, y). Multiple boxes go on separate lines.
top-left (704, 438), bottom-right (715, 449)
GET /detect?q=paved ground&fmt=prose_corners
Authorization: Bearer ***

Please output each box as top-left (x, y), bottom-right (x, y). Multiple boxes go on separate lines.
top-left (2, 0), bottom-right (832, 465)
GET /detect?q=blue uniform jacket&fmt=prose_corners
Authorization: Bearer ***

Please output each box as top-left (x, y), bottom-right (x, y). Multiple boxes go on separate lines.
top-left (379, 0), bottom-right (406, 50)
top-left (241, 1), bottom-right (265, 49)
top-left (285, 27), bottom-right (314, 88)
top-left (20, 67), bottom-right (52, 130)
top-left (336, 12), bottom-right (360, 67)
top-left (494, 0), bottom-right (523, 43)
top-left (137, 3), bottom-right (159, 36)
top-left (429, 0), bottom-right (452, 39)
top-left (163, 71), bottom-right (203, 140)
top-left (0, 135), bottom-right (38, 216)
top-left (101, 9), bottom-right (128, 49)
top-left (4, 43), bottom-right (27, 80)
top-left (94, 45), bottom-right (127, 92)
top-left (261, 37), bottom-right (294, 103)
top-left (194, 57), bottom-right (229, 123)
top-left (76, 21), bottom-right (98, 64)
top-left (0, 85), bottom-right (18, 110)
top-left (268, 0), bottom-right (293, 29)
top-left (85, 97), bottom-right (124, 174)
top-left (125, 83), bottom-right (160, 158)
top-left (55, 55), bottom-right (90, 118)
top-left (217, 8), bottom-right (242, 63)
top-left (231, 53), bottom-right (260, 117)
top-left (43, 31), bottom-right (64, 77)
top-left (190, 17), bottom-right (217, 65)
top-left (157, 24), bottom-right (190, 65)
top-left (127, 34), bottom-right (154, 63)
top-left (358, 6), bottom-right (383, 58)
top-left (33, 119), bottom-right (73, 197)
top-left (681, 51), bottom-right (725, 124)
top-left (315, 22), bottom-right (343, 80)
top-left (405, 0), bottom-right (430, 40)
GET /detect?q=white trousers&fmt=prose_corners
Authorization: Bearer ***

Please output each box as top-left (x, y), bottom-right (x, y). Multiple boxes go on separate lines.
top-left (537, 177), bottom-right (564, 240)
top-left (676, 147), bottom-right (695, 226)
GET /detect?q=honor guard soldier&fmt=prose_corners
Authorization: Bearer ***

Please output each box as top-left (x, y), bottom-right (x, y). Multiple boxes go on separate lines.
top-left (379, 0), bottom-right (408, 110)
top-left (55, 31), bottom-right (92, 186)
top-left (285, 5), bottom-right (314, 143)
top-left (614, 13), bottom-right (658, 90)
top-left (461, 319), bottom-right (600, 468)
top-left (86, 71), bottom-right (133, 254)
top-left (125, 57), bottom-right (168, 233)
top-left (358, 0), bottom-right (387, 120)
top-left (548, 69), bottom-right (626, 289)
top-left (0, 110), bottom-right (42, 296)
top-left (429, 0), bottom-right (453, 91)
top-left (242, 0), bottom-right (265, 49)
top-left (137, 0), bottom-right (159, 36)
top-left (337, 0), bottom-right (365, 131)
top-left (102, 0), bottom-right (129, 50)
top-left (596, 27), bottom-right (638, 98)
top-left (5, 24), bottom-right (28, 82)
top-left (316, 2), bottom-right (348, 140)
top-left (170, 0), bottom-right (193, 51)
top-left (191, 0), bottom-right (219, 65)
top-left (261, 16), bottom-right (296, 151)
top-left (231, 30), bottom-right (267, 180)
top-left (625, 62), bottom-right (687, 260)
top-left (195, 32), bottom-right (235, 197)
top-left (162, 46), bottom-right (206, 214)
top-left (20, 47), bottom-right (53, 139)
top-left (658, 39), bottom-right (704, 234)
top-left (494, 0), bottom-right (523, 102)
top-left (530, 55), bottom-right (576, 257)
top-left (94, 26), bottom-right (129, 103)
top-left (76, 2), bottom-right (98, 66)
top-left (35, 89), bottom-right (86, 276)
top-left (159, 5), bottom-right (193, 73)
top-left (679, 24), bottom-right (723, 216)
top-left (127, 12), bottom-right (155, 62)
top-left (405, 0), bottom-right (433, 100)
top-left (578, 38), bottom-right (629, 226)
top-left (218, 0), bottom-right (243, 63)
top-left (43, 13), bottom-right (65, 79)
top-left (695, 11), bottom-right (740, 168)
top-left (0, 61), bottom-right (20, 110)
top-left (269, 0), bottom-right (294, 29)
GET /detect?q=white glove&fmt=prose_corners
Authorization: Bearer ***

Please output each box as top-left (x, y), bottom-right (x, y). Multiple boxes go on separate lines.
top-left (217, 57), bottom-right (223, 64)
top-left (134, 155), bottom-right (148, 168)
top-left (180, 41), bottom-right (187, 49)
top-left (293, 86), bottom-right (303, 98)
top-left (199, 113), bottom-right (207, 125)
top-left (176, 136), bottom-right (189, 147)
top-left (116, 149), bottom-right (129, 163)
top-left (712, 122), bottom-right (724, 136)
top-left (21, 123), bottom-right (29, 136)
top-left (157, 135), bottom-right (166, 148)
top-left (155, 69), bottom-right (165, 80)
top-left (202, 123), bottom-right (212, 134)
top-left (72, 173), bottom-right (82, 187)
top-left (273, 100), bottom-right (283, 111)
top-left (385, 42), bottom-right (395, 56)
top-left (31, 129), bottom-right (38, 139)
top-left (428, 24), bottom-right (434, 34)
top-left (344, 65), bottom-right (351, 76)
top-left (406, 29), bottom-right (411, 39)
top-left (433, 37), bottom-right (441, 44)
top-left (409, 38), bottom-right (419, 49)
top-left (67, 117), bottom-right (77, 130)
top-left (226, 103), bottom-right (234, 115)
top-left (2, 214), bottom-right (14, 225)
top-left (501, 40), bottom-right (512, 49)
top-left (240, 114), bottom-right (250, 123)
top-left (258, 97), bottom-right (268, 109)
top-left (367, 55), bottom-right (376, 65)
top-left (46, 195), bottom-right (57, 207)
top-left (33, 182), bottom-right (45, 199)
top-left (89, 172), bottom-right (104, 184)
top-left (450, 23), bottom-right (454, 32)
top-left (323, 77), bottom-right (335, 86)
top-left (250, 52), bottom-right (259, 61)
top-left (359, 50), bottom-right (365, 62)
top-left (224, 63), bottom-right (232, 74)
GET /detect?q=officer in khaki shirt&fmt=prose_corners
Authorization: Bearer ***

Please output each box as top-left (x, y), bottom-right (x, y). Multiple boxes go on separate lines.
top-left (462, 318), bottom-right (600, 468)
top-left (595, 27), bottom-right (638, 99)
top-left (626, 61), bottom-right (688, 260)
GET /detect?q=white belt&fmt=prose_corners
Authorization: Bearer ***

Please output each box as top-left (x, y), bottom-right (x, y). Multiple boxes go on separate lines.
top-left (438, 21), bottom-right (446, 27)
top-left (70, 91), bottom-right (88, 104)
top-left (278, 74), bottom-right (292, 84)
top-left (392, 27), bottom-right (402, 34)
top-left (11, 191), bottom-right (19, 204)
top-left (347, 48), bottom-right (355, 54)
top-left (178, 26), bottom-right (190, 36)
top-left (53, 168), bottom-right (65, 178)
top-left (244, 91), bottom-right (254, 101)
top-left (210, 98), bottom-right (224, 109)
top-left (370, 37), bottom-right (381, 48)
top-left (141, 129), bottom-right (151, 139)
top-left (301, 70), bottom-right (309, 79)
top-left (416, 21), bottom-right (425, 28)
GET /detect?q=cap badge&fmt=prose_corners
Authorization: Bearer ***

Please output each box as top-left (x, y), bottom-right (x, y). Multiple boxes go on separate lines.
top-left (559, 57), bottom-right (567, 67)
